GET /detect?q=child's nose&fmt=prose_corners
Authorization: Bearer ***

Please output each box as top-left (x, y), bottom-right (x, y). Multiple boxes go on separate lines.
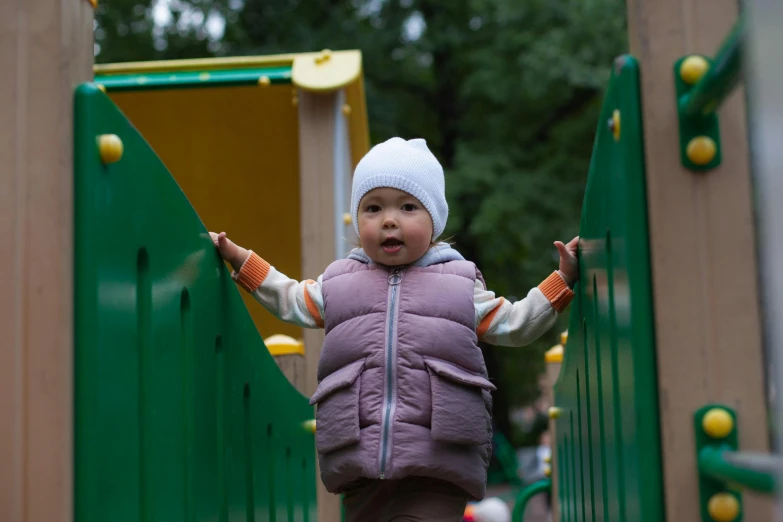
top-left (382, 215), bottom-right (398, 229)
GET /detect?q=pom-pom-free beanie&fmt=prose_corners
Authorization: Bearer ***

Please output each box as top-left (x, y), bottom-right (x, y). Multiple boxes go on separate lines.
top-left (351, 137), bottom-right (448, 239)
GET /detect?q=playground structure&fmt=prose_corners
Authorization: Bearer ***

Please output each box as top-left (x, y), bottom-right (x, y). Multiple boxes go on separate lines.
top-left (71, 82), bottom-right (325, 522)
top-left (1, 2), bottom-right (781, 522)
top-left (93, 50), bottom-right (370, 398)
top-left (2, 2), bottom-right (368, 520)
top-left (513, 4), bottom-right (779, 522)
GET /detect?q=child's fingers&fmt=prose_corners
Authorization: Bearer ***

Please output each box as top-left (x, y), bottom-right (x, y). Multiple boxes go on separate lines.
top-left (554, 241), bottom-right (569, 256)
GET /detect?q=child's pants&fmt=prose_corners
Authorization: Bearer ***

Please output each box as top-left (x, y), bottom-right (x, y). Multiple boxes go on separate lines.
top-left (342, 476), bottom-right (469, 522)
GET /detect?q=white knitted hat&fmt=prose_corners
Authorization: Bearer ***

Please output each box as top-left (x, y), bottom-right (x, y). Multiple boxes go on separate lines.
top-left (351, 137), bottom-right (448, 239)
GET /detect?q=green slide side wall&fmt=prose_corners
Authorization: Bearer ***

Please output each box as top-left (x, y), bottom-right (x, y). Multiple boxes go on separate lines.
top-left (73, 83), bottom-right (317, 522)
top-left (553, 55), bottom-right (664, 522)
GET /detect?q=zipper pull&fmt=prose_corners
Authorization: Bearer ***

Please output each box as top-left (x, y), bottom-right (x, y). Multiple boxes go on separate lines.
top-left (388, 267), bottom-right (403, 286)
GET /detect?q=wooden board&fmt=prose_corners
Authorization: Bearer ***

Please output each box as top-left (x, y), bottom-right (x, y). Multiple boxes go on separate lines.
top-left (297, 89), bottom-right (343, 522)
top-left (0, 1), bottom-right (93, 522)
top-left (274, 354), bottom-right (307, 394)
top-left (626, 1), bottom-right (771, 519)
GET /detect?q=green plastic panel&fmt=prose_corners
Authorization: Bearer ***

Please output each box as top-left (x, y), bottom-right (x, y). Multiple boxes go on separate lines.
top-left (73, 83), bottom-right (317, 522)
top-left (552, 55), bottom-right (664, 522)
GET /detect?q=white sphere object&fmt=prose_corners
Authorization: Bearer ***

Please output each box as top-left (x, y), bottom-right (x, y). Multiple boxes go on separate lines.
top-left (472, 497), bottom-right (511, 522)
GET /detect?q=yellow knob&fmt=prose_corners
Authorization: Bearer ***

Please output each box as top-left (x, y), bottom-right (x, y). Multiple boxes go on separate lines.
top-left (686, 136), bottom-right (717, 166)
top-left (545, 345), bottom-right (563, 363)
top-left (543, 455), bottom-right (551, 464)
top-left (98, 134), bottom-right (123, 164)
top-left (611, 109), bottom-right (621, 141)
top-left (680, 55), bottom-right (710, 85)
top-left (702, 408), bottom-right (734, 439)
top-left (544, 465), bottom-right (551, 477)
top-left (315, 49), bottom-right (333, 65)
top-left (258, 75), bottom-right (271, 87)
top-left (302, 419), bottom-right (317, 433)
top-left (343, 213), bottom-right (353, 225)
top-left (548, 407), bottom-right (562, 419)
top-left (707, 492), bottom-right (739, 522)
top-left (264, 334), bottom-right (304, 356)
top-left (342, 104), bottom-right (352, 116)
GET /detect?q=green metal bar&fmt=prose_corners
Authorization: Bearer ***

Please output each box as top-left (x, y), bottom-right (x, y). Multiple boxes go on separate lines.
top-left (679, 14), bottom-right (745, 117)
top-left (511, 479), bottom-right (551, 522)
top-left (94, 66), bottom-right (292, 92)
top-left (698, 446), bottom-right (778, 494)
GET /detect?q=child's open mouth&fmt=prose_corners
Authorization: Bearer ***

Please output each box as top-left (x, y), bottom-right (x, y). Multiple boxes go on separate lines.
top-left (381, 237), bottom-right (403, 253)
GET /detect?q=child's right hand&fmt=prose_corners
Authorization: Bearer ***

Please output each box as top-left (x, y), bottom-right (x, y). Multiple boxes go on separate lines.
top-left (209, 231), bottom-right (250, 273)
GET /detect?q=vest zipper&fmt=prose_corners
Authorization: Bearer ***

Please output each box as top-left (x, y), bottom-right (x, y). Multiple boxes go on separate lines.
top-left (379, 266), bottom-right (403, 479)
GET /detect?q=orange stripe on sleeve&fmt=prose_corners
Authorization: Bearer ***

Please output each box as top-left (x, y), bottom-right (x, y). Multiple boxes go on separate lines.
top-left (236, 252), bottom-right (271, 292)
top-left (538, 271), bottom-right (574, 313)
top-left (304, 280), bottom-right (325, 328)
top-left (477, 297), bottom-right (505, 338)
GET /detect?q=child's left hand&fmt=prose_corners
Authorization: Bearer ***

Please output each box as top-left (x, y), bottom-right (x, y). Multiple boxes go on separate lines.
top-left (555, 236), bottom-right (579, 287)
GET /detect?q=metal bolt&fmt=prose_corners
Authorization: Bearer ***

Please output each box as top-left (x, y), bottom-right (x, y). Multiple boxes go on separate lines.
top-left (687, 136), bottom-right (717, 167)
top-left (98, 134), bottom-right (123, 164)
top-left (702, 407), bottom-right (733, 438)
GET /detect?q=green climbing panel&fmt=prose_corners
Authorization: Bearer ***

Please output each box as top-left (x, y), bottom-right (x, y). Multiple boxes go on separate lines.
top-left (73, 83), bottom-right (317, 522)
top-left (553, 55), bottom-right (664, 522)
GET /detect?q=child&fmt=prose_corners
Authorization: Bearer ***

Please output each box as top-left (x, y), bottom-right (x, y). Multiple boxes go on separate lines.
top-left (211, 137), bottom-right (579, 522)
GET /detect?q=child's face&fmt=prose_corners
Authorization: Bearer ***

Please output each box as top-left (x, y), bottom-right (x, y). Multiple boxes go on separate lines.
top-left (357, 187), bottom-right (434, 267)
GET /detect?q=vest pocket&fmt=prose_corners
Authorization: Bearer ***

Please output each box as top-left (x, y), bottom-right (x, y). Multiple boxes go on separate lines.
top-left (309, 358), bottom-right (366, 453)
top-left (424, 357), bottom-right (496, 446)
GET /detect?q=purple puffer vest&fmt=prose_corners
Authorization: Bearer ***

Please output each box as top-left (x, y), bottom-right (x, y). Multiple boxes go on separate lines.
top-left (308, 247), bottom-right (496, 500)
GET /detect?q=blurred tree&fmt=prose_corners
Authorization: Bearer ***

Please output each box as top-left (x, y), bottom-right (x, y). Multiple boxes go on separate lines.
top-left (93, 0), bottom-right (627, 438)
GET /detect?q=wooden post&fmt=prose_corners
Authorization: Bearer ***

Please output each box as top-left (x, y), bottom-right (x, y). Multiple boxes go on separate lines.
top-left (297, 89), bottom-right (342, 522)
top-left (265, 334), bottom-right (307, 394)
top-left (626, 1), bottom-right (771, 520)
top-left (0, 1), bottom-right (93, 522)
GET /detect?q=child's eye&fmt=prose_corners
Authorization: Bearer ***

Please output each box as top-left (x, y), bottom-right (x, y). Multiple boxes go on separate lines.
top-left (365, 204), bottom-right (381, 213)
top-left (401, 203), bottom-right (417, 211)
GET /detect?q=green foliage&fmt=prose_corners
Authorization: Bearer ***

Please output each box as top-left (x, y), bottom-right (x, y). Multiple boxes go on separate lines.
top-left (93, 0), bottom-right (627, 414)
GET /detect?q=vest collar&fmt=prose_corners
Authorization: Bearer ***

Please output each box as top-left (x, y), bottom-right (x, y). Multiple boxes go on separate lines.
top-left (346, 242), bottom-right (465, 268)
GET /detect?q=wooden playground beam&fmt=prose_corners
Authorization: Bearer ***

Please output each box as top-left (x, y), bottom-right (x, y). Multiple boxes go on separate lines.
top-left (627, 0), bottom-right (772, 520)
top-left (297, 89), bottom-right (343, 522)
top-left (0, 1), bottom-right (93, 522)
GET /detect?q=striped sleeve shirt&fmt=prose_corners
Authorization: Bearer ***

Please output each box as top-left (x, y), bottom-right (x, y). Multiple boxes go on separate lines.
top-left (234, 252), bottom-right (574, 347)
